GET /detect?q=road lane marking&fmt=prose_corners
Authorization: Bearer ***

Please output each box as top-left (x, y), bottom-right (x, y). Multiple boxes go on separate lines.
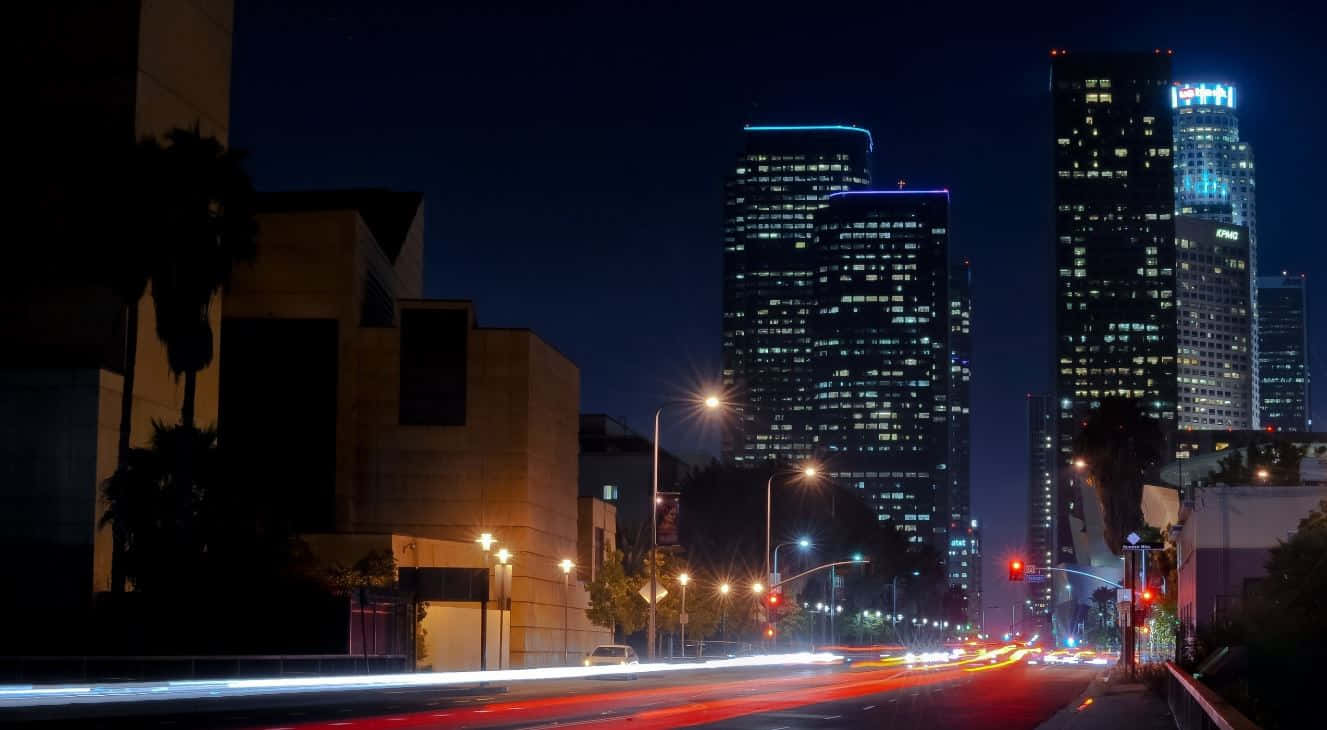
top-left (862, 705), bottom-right (876, 710)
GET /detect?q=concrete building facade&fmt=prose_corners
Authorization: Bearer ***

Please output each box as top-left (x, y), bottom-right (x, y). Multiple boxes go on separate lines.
top-left (222, 190), bottom-right (610, 668)
top-left (1174, 486), bottom-right (1327, 634)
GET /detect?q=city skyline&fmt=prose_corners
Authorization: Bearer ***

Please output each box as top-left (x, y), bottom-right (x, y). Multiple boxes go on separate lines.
top-left (228, 0), bottom-right (1326, 629)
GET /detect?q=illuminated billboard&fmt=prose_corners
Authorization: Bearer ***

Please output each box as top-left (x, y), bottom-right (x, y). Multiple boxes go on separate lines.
top-left (1171, 83), bottom-right (1236, 109)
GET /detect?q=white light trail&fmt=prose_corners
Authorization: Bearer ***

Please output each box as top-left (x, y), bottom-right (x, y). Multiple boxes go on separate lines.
top-left (0, 652), bottom-right (842, 709)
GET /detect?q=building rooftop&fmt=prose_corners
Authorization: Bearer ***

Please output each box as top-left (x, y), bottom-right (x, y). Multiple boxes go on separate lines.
top-left (256, 189), bottom-right (422, 264)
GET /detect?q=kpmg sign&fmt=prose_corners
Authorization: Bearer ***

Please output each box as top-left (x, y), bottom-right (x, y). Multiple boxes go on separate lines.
top-left (1171, 83), bottom-right (1236, 109)
top-left (1216, 227), bottom-right (1241, 241)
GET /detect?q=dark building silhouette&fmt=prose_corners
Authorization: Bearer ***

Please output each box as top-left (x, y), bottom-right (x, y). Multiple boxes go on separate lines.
top-left (1257, 274), bottom-right (1312, 431)
top-left (811, 190), bottom-right (951, 553)
top-left (577, 414), bottom-right (698, 529)
top-left (1050, 50), bottom-right (1175, 622)
top-left (722, 126), bottom-right (871, 466)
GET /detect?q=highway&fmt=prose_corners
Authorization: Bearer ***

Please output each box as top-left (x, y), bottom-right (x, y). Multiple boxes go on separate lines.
top-left (3, 648), bottom-right (1103, 729)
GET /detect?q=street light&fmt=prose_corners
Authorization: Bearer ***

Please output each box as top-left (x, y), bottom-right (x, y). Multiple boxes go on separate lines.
top-left (476, 532), bottom-right (496, 670)
top-left (752, 582), bottom-right (765, 594)
top-left (559, 558), bottom-right (574, 664)
top-left (1074, 459), bottom-right (1087, 469)
top-left (766, 465), bottom-right (820, 591)
top-left (1256, 468), bottom-right (1270, 482)
top-left (772, 538), bottom-right (812, 586)
top-left (678, 572), bottom-right (690, 658)
top-left (649, 393), bottom-right (723, 661)
top-left (718, 583), bottom-right (731, 642)
top-left (495, 549), bottom-right (511, 670)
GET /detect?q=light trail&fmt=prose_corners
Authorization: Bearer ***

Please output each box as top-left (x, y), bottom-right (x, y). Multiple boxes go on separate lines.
top-left (0, 652), bottom-right (841, 709)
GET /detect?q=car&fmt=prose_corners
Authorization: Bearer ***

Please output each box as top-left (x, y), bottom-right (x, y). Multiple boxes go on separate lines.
top-left (583, 644), bottom-right (640, 678)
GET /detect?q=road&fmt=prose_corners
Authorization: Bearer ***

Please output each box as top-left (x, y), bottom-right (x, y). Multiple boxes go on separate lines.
top-left (4, 650), bottom-right (1100, 729)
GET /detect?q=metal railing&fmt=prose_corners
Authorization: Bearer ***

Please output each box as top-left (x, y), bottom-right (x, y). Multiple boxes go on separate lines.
top-left (1165, 661), bottom-right (1260, 730)
top-left (0, 654), bottom-right (409, 684)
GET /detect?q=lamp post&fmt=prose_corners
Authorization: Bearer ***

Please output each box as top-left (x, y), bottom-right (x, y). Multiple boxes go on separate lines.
top-left (766, 468), bottom-right (818, 592)
top-left (772, 538), bottom-right (811, 585)
top-left (649, 394), bottom-right (722, 660)
top-left (495, 548), bottom-right (511, 670)
top-left (559, 558), bottom-right (574, 665)
top-left (678, 572), bottom-right (690, 659)
top-left (476, 532), bottom-right (496, 670)
top-left (718, 583), bottom-right (730, 643)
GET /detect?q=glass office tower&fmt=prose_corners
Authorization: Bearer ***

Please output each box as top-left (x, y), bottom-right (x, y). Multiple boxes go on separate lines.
top-left (1172, 82), bottom-right (1260, 423)
top-left (1175, 217), bottom-right (1253, 429)
top-left (1026, 393), bottom-right (1056, 618)
top-left (1257, 274), bottom-right (1313, 431)
top-left (811, 190), bottom-right (951, 553)
top-left (947, 260), bottom-right (973, 589)
top-left (722, 125), bottom-right (872, 465)
top-left (1051, 51), bottom-right (1175, 621)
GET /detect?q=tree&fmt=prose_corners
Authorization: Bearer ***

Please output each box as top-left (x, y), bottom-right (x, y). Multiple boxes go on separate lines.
top-left (586, 550), bottom-right (646, 641)
top-left (148, 128), bottom-right (257, 429)
top-left (1072, 398), bottom-right (1163, 555)
top-left (103, 137), bottom-right (171, 594)
top-left (99, 423), bottom-right (222, 594)
top-left (1260, 499), bottom-right (1327, 629)
top-left (1209, 439), bottom-right (1306, 486)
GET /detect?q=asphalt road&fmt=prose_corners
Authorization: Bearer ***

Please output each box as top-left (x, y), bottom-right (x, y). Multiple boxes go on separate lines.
top-left (5, 657), bottom-right (1099, 729)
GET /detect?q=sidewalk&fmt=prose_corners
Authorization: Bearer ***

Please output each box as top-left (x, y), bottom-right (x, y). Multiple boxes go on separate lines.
top-left (1037, 671), bottom-right (1174, 730)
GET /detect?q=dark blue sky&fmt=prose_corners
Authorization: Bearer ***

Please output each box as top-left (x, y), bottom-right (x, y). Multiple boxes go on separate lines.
top-left (231, 0), bottom-right (1326, 618)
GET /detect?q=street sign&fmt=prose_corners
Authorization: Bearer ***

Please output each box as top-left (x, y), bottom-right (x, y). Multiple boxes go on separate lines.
top-left (1123, 543), bottom-right (1163, 551)
top-left (638, 585), bottom-right (668, 604)
top-left (1026, 574), bottom-right (1047, 584)
top-left (1117, 588), bottom-right (1133, 603)
top-left (679, 612), bottom-right (689, 626)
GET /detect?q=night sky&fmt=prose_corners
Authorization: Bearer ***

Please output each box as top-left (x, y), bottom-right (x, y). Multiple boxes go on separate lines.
top-left (231, 0), bottom-right (1326, 618)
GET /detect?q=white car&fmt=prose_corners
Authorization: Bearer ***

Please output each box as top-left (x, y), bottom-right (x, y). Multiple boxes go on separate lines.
top-left (584, 644), bottom-right (640, 671)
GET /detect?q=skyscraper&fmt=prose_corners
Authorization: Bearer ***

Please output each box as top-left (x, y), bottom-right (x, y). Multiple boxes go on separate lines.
top-left (1051, 51), bottom-right (1175, 598)
top-left (811, 190), bottom-right (951, 552)
top-left (1257, 274), bottom-right (1313, 431)
top-left (1026, 393), bottom-right (1056, 618)
top-left (722, 125), bottom-right (872, 465)
top-left (1172, 82), bottom-right (1260, 423)
top-left (1175, 217), bottom-right (1253, 429)
top-left (947, 260), bottom-right (973, 588)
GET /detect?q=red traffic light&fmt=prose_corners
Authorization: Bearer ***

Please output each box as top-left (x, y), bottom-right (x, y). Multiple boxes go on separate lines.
top-left (1008, 560), bottom-right (1026, 581)
top-left (1140, 589), bottom-right (1154, 602)
top-left (768, 593), bottom-right (781, 606)
top-left (765, 626), bottom-right (775, 638)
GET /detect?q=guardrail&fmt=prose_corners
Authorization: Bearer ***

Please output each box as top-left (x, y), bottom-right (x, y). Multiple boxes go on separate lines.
top-left (1165, 661), bottom-right (1259, 730)
top-left (0, 654), bottom-right (409, 683)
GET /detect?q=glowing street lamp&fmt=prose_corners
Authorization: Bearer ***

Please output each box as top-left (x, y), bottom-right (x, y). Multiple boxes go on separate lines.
top-left (678, 573), bottom-right (690, 657)
top-left (560, 558), bottom-right (574, 664)
top-left (495, 548), bottom-right (512, 669)
top-left (752, 582), bottom-right (765, 595)
top-left (649, 392), bottom-right (724, 660)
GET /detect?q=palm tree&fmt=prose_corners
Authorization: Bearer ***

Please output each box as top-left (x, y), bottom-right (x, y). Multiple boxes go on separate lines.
top-left (104, 137), bottom-right (171, 593)
top-left (148, 128), bottom-right (257, 429)
top-left (1072, 398), bottom-right (1162, 555)
top-left (100, 423), bottom-right (221, 594)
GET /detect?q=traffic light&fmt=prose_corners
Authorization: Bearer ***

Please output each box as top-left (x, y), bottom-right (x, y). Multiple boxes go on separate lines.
top-left (765, 625), bottom-right (776, 638)
top-left (1008, 559), bottom-right (1025, 581)
top-left (767, 592), bottom-right (781, 607)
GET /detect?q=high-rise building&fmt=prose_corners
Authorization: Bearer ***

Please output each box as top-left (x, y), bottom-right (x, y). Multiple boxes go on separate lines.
top-left (947, 260), bottom-right (973, 588)
top-left (1172, 82), bottom-right (1260, 424)
top-left (811, 190), bottom-right (951, 552)
top-left (1258, 274), bottom-right (1313, 431)
top-left (1051, 51), bottom-right (1175, 607)
top-left (1026, 393), bottom-right (1056, 617)
top-left (722, 125), bottom-right (872, 465)
top-left (1175, 217), bottom-right (1253, 429)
